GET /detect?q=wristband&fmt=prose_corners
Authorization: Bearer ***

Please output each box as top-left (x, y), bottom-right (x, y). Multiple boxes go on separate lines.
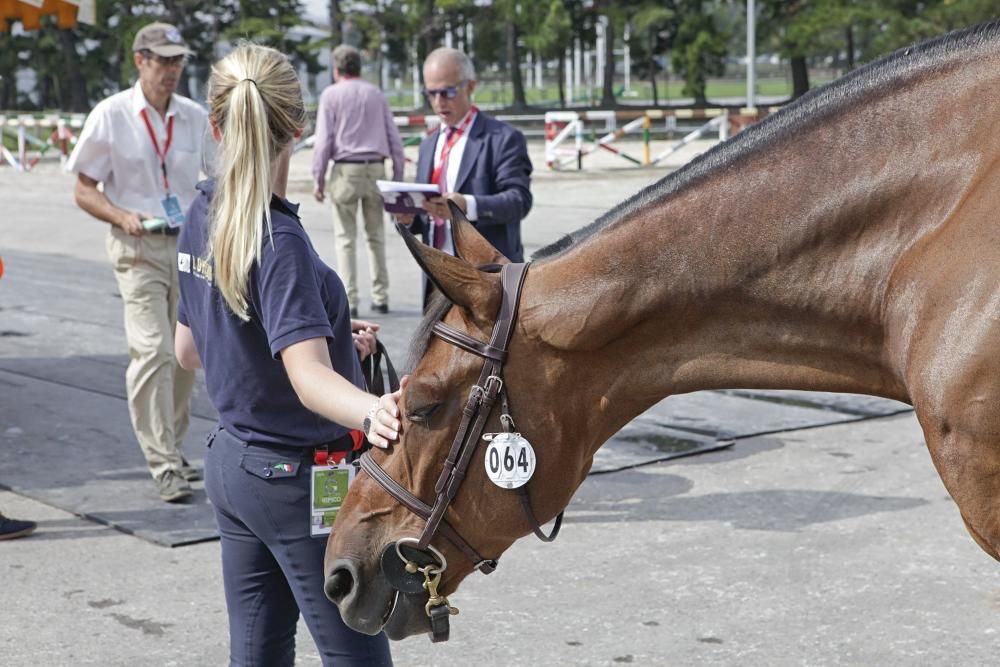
top-left (362, 398), bottom-right (381, 437)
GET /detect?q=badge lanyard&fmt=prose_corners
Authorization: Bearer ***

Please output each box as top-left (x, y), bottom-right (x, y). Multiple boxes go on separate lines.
top-left (140, 107), bottom-right (186, 228)
top-left (139, 108), bottom-right (174, 194)
top-left (430, 105), bottom-right (478, 188)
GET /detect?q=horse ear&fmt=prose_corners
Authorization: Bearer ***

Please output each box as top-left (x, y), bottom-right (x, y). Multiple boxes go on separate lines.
top-left (395, 222), bottom-right (501, 320)
top-left (447, 200), bottom-right (510, 267)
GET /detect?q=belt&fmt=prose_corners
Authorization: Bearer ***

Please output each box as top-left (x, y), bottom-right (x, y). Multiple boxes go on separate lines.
top-left (336, 158), bottom-right (385, 164)
top-left (214, 426), bottom-right (355, 454)
top-left (148, 225), bottom-right (181, 236)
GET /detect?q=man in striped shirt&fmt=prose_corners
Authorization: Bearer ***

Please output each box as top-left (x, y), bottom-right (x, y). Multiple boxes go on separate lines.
top-left (312, 45), bottom-right (405, 317)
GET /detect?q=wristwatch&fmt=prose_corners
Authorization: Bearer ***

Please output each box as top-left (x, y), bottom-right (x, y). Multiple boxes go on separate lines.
top-left (362, 399), bottom-right (380, 437)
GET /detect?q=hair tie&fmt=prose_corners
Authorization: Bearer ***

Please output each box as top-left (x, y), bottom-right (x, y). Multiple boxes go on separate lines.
top-left (241, 78), bottom-right (258, 87)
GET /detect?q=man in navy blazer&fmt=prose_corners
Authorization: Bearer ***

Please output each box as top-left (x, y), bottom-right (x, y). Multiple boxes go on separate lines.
top-left (400, 47), bottom-right (532, 264)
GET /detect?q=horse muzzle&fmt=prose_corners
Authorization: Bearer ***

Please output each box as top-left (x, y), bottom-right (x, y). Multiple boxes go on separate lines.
top-left (324, 551), bottom-right (438, 640)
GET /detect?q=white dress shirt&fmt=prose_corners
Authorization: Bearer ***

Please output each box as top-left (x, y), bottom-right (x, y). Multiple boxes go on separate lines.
top-left (67, 81), bottom-right (215, 220)
top-left (431, 112), bottom-right (479, 256)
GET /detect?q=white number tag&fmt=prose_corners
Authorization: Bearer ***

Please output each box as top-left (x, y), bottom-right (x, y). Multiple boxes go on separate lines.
top-left (483, 432), bottom-right (536, 489)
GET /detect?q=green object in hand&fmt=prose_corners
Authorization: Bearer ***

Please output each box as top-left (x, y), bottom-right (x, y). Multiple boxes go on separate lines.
top-left (142, 217), bottom-right (167, 231)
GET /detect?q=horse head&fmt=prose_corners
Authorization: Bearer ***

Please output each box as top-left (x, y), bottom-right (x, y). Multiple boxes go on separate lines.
top-left (324, 208), bottom-right (595, 641)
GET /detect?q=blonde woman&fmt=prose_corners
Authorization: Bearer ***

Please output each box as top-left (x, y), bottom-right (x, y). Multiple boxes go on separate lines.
top-left (174, 44), bottom-right (397, 665)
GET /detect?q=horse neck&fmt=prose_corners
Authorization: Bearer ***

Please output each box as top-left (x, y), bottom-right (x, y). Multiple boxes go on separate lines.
top-left (522, 62), bottom-right (1000, 442)
top-left (530, 195), bottom-right (894, 391)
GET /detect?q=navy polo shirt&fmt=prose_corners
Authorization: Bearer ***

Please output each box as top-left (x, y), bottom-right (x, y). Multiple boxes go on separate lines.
top-left (177, 179), bottom-right (365, 448)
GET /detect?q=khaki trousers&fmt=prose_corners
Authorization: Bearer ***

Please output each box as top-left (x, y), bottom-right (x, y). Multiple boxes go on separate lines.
top-left (106, 226), bottom-right (194, 481)
top-left (329, 162), bottom-right (389, 308)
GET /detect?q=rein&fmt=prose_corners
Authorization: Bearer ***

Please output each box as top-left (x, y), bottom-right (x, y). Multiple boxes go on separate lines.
top-left (358, 261), bottom-right (563, 641)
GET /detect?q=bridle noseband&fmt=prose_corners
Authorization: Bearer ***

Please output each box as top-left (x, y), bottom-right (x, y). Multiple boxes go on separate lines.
top-left (358, 262), bottom-right (563, 641)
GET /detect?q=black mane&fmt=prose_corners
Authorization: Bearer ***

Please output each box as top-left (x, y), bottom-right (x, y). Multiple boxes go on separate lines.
top-left (406, 291), bottom-right (452, 371)
top-left (533, 19), bottom-right (1000, 262)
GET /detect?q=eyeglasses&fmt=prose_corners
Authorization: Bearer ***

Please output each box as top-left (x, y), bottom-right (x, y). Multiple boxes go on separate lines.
top-left (141, 50), bottom-right (188, 67)
top-left (422, 81), bottom-right (467, 100)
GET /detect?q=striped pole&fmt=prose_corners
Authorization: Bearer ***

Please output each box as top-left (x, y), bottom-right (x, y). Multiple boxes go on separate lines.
top-left (642, 116), bottom-right (651, 165)
top-left (580, 115), bottom-right (647, 166)
top-left (596, 142), bottom-right (642, 166)
top-left (545, 111), bottom-right (581, 170)
top-left (575, 118), bottom-right (584, 170)
top-left (651, 116), bottom-right (723, 165)
top-left (17, 124), bottom-right (26, 172)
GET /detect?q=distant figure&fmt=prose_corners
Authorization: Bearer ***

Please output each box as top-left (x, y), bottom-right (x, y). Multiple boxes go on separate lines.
top-left (66, 22), bottom-right (215, 503)
top-left (312, 45), bottom-right (405, 317)
top-left (0, 513), bottom-right (36, 541)
top-left (399, 47), bottom-right (533, 268)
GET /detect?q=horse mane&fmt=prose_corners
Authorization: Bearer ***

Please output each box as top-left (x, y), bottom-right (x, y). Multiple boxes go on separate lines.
top-left (532, 19), bottom-right (1000, 262)
top-left (407, 292), bottom-right (452, 371)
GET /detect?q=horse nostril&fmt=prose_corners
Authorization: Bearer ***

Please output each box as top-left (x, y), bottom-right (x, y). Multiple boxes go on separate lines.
top-left (324, 567), bottom-right (354, 604)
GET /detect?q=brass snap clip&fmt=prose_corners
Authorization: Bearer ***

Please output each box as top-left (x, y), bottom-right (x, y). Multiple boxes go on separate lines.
top-left (420, 566), bottom-right (459, 618)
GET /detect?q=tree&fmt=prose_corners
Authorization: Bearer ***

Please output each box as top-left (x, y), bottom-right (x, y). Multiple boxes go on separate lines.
top-left (600, 13), bottom-right (616, 106)
top-left (0, 30), bottom-right (28, 109)
top-left (329, 0), bottom-right (341, 46)
top-left (225, 1), bottom-right (319, 77)
top-left (865, 0), bottom-right (1000, 57)
top-left (669, 1), bottom-right (727, 106)
top-left (493, 0), bottom-right (529, 109)
top-left (630, 3), bottom-right (673, 106)
top-left (756, 0), bottom-right (892, 98)
top-left (524, 0), bottom-right (573, 107)
top-left (157, 0), bottom-right (237, 97)
top-left (58, 28), bottom-right (88, 111)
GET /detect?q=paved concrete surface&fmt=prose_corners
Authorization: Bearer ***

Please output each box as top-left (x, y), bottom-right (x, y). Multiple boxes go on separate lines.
top-left (3, 138), bottom-right (1000, 665)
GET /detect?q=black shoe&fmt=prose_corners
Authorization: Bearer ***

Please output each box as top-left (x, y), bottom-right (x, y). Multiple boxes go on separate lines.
top-left (350, 306), bottom-right (359, 318)
top-left (372, 303), bottom-right (389, 315)
top-left (0, 514), bottom-right (37, 541)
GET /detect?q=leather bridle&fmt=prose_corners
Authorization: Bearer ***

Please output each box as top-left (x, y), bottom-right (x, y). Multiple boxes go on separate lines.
top-left (358, 261), bottom-right (562, 641)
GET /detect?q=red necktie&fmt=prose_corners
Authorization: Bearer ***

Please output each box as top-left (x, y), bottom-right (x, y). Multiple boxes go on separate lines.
top-left (432, 127), bottom-right (455, 250)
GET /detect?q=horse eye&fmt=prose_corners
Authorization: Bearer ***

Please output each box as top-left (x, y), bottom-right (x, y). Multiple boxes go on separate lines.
top-left (406, 403), bottom-right (440, 423)
top-left (408, 404), bottom-right (440, 422)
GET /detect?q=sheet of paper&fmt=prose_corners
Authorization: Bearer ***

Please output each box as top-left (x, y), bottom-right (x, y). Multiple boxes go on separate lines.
top-left (376, 180), bottom-right (441, 215)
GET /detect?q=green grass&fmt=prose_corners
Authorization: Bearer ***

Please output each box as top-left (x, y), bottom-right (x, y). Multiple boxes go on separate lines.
top-left (382, 75), bottom-right (839, 111)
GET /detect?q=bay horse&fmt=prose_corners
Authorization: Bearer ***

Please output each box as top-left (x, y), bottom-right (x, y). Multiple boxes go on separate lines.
top-left (325, 21), bottom-right (1000, 641)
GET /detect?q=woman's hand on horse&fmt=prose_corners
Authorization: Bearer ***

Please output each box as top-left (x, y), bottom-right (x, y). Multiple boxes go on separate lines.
top-left (367, 377), bottom-right (409, 449)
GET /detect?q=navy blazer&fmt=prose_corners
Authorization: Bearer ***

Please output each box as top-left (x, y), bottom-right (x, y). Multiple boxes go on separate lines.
top-left (411, 113), bottom-right (533, 262)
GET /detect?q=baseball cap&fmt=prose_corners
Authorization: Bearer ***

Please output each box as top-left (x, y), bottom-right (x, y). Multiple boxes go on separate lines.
top-left (132, 22), bottom-right (192, 57)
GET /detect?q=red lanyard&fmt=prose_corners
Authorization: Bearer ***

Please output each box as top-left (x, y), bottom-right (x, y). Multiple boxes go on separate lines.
top-left (139, 108), bottom-right (174, 193)
top-left (431, 106), bottom-right (477, 187)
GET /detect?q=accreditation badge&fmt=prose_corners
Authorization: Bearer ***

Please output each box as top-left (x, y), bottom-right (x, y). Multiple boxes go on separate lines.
top-left (309, 463), bottom-right (355, 537)
top-left (161, 194), bottom-right (186, 227)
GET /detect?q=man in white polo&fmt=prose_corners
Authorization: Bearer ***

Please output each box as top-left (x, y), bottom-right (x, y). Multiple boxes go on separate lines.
top-left (67, 22), bottom-right (214, 503)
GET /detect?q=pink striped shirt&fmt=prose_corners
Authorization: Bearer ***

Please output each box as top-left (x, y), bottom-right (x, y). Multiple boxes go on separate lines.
top-left (311, 77), bottom-right (405, 189)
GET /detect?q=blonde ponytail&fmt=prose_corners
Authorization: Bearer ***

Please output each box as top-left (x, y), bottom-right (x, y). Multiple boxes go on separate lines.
top-left (206, 44), bottom-right (306, 320)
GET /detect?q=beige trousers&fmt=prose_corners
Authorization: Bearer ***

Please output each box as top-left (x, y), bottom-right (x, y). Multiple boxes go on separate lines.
top-left (329, 161), bottom-right (389, 308)
top-left (106, 226), bottom-right (194, 481)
